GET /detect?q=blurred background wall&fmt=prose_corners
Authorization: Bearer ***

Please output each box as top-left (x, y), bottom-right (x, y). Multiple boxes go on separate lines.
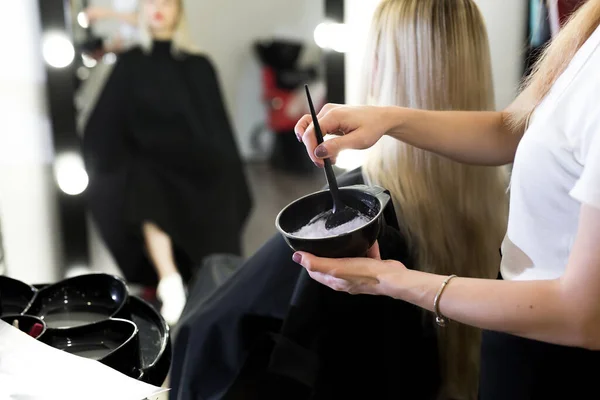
top-left (187, 0), bottom-right (324, 159)
top-left (0, 1), bottom-right (62, 284)
top-left (0, 0), bottom-right (529, 283)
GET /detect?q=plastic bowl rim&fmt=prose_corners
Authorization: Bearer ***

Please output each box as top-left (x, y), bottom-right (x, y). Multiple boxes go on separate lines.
top-left (275, 187), bottom-right (385, 241)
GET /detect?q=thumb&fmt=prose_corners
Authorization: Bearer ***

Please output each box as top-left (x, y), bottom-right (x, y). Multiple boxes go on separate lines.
top-left (314, 130), bottom-right (369, 160)
top-left (292, 251), bottom-right (341, 274)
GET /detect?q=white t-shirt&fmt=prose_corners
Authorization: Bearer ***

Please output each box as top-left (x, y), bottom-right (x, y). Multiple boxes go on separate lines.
top-left (501, 24), bottom-right (600, 281)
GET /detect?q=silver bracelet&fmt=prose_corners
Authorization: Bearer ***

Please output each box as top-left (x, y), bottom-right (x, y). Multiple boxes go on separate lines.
top-left (434, 274), bottom-right (457, 327)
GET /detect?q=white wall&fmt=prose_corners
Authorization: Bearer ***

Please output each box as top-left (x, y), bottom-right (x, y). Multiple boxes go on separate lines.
top-left (187, 0), bottom-right (324, 158)
top-left (477, 0), bottom-right (529, 109)
top-left (0, 1), bottom-right (62, 284)
top-left (344, 0), bottom-right (529, 110)
top-left (344, 0), bottom-right (380, 106)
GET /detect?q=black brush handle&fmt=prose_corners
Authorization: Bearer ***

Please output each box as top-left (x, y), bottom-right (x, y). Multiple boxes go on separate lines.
top-left (305, 85), bottom-right (342, 213)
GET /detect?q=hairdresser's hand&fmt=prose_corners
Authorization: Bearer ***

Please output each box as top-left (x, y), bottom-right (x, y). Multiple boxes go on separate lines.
top-left (294, 104), bottom-right (395, 167)
top-left (291, 241), bottom-right (407, 296)
top-left (84, 6), bottom-right (114, 23)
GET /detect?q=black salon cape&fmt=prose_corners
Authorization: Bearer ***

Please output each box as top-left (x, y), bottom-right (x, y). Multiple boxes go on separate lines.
top-left (170, 168), bottom-right (440, 400)
top-left (82, 41), bottom-right (252, 285)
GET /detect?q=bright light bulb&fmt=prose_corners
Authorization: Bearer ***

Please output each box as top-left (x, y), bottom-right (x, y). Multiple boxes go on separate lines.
top-left (323, 135), bottom-right (365, 170)
top-left (82, 53), bottom-right (97, 68)
top-left (329, 24), bottom-right (351, 53)
top-left (334, 149), bottom-right (365, 170)
top-left (314, 22), bottom-right (331, 49)
top-left (54, 152), bottom-right (89, 195)
top-left (103, 52), bottom-right (117, 64)
top-left (42, 32), bottom-right (75, 68)
top-left (77, 11), bottom-right (89, 29)
top-left (313, 22), bottom-right (351, 53)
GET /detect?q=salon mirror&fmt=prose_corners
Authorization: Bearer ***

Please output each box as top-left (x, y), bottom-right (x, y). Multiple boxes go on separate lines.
top-left (1, 0), bottom-right (539, 325)
top-left (65, 0), bottom-right (327, 286)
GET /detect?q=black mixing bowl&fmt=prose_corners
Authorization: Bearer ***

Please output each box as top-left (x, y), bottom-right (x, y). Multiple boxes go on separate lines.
top-left (276, 185), bottom-right (391, 258)
top-left (1, 314), bottom-right (47, 339)
top-left (128, 295), bottom-right (172, 386)
top-left (25, 273), bottom-right (128, 329)
top-left (40, 318), bottom-right (141, 378)
top-left (0, 275), bottom-right (37, 316)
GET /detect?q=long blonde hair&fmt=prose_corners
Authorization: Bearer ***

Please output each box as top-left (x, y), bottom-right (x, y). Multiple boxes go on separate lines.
top-left (138, 0), bottom-right (200, 55)
top-left (361, 1), bottom-right (508, 399)
top-left (510, 0), bottom-right (600, 129)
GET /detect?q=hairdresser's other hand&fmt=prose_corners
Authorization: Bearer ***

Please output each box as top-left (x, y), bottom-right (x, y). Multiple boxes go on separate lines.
top-left (291, 241), bottom-right (407, 296)
top-left (294, 104), bottom-right (394, 167)
top-left (85, 6), bottom-right (114, 23)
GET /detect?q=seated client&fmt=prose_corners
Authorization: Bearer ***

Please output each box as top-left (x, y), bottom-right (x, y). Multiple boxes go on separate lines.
top-left (171, 1), bottom-right (508, 399)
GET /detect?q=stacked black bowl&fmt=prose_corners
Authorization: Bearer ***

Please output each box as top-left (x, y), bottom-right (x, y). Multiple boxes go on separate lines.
top-left (0, 273), bottom-right (171, 386)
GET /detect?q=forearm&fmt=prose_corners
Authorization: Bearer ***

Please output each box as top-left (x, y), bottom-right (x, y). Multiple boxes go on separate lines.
top-left (92, 8), bottom-right (138, 26)
top-left (384, 107), bottom-right (521, 166)
top-left (385, 269), bottom-right (596, 349)
top-left (114, 11), bottom-right (138, 26)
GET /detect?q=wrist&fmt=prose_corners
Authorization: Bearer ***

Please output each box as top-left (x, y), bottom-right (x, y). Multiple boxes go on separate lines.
top-left (375, 261), bottom-right (412, 298)
top-left (380, 267), bottom-right (446, 312)
top-left (382, 106), bottom-right (410, 139)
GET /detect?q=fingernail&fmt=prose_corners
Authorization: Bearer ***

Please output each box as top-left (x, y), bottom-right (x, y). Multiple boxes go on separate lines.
top-left (292, 253), bottom-right (302, 264)
top-left (315, 145), bottom-right (328, 158)
top-left (296, 134), bottom-right (302, 142)
top-left (314, 161), bottom-right (323, 169)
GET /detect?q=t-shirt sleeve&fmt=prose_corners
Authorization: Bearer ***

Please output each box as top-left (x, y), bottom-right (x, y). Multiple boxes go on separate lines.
top-left (570, 126), bottom-right (600, 210)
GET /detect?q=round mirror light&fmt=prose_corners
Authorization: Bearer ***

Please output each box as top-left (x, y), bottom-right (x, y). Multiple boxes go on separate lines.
top-left (42, 32), bottom-right (75, 68)
top-left (54, 152), bottom-right (89, 196)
